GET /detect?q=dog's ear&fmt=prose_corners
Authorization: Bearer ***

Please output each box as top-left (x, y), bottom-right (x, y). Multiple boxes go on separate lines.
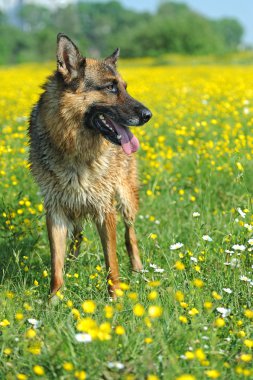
top-left (57, 33), bottom-right (84, 83)
top-left (105, 48), bottom-right (120, 66)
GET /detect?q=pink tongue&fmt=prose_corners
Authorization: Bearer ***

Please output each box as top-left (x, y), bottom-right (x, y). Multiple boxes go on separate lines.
top-left (113, 124), bottom-right (139, 155)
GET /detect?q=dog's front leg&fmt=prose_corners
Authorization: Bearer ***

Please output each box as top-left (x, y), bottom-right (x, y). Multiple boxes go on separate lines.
top-left (46, 214), bottom-right (68, 298)
top-left (97, 212), bottom-right (120, 299)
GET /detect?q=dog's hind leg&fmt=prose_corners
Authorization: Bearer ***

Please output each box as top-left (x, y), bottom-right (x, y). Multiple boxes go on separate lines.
top-left (69, 225), bottom-right (83, 258)
top-left (46, 213), bottom-right (68, 297)
top-left (117, 182), bottom-right (143, 272)
top-left (97, 212), bottom-right (120, 298)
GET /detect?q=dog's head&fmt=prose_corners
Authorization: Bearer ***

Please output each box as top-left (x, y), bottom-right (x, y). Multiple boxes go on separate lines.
top-left (56, 33), bottom-right (152, 155)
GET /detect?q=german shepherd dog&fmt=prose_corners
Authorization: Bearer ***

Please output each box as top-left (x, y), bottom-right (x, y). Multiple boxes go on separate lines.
top-left (29, 33), bottom-right (152, 299)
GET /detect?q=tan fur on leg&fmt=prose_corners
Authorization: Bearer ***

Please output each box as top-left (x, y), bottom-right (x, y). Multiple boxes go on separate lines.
top-left (97, 212), bottom-right (120, 298)
top-left (46, 214), bottom-right (67, 297)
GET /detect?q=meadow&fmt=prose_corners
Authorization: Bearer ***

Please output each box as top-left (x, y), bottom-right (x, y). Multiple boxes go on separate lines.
top-left (0, 60), bottom-right (253, 380)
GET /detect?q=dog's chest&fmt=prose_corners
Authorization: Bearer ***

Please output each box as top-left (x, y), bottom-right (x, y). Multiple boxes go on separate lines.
top-left (56, 157), bottom-right (115, 218)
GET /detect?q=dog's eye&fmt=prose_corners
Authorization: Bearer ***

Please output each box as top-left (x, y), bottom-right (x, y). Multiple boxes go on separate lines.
top-left (106, 84), bottom-right (118, 94)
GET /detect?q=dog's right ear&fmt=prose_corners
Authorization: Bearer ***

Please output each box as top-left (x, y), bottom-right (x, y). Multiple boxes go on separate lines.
top-left (57, 33), bottom-right (84, 83)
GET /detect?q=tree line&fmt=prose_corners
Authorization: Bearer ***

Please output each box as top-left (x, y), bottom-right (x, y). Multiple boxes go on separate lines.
top-left (0, 1), bottom-right (244, 64)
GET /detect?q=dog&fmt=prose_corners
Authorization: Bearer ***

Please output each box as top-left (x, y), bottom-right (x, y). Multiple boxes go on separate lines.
top-left (28, 33), bottom-right (152, 299)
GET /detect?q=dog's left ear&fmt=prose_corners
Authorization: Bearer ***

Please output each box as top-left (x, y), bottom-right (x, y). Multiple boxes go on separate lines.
top-left (105, 48), bottom-right (120, 66)
top-left (57, 33), bottom-right (84, 83)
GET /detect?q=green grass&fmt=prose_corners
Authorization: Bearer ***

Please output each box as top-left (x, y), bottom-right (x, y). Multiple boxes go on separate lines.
top-left (1, 62), bottom-right (253, 380)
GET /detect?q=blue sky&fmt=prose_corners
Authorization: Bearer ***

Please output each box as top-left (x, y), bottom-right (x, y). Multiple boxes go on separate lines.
top-left (121, 0), bottom-right (253, 45)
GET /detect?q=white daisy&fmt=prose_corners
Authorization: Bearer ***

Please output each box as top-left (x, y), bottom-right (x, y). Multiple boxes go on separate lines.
top-left (170, 242), bottom-right (184, 250)
top-left (27, 318), bottom-right (41, 329)
top-left (244, 224), bottom-right (253, 231)
top-left (237, 208), bottom-right (246, 218)
top-left (240, 275), bottom-right (251, 282)
top-left (202, 235), bottom-right (213, 242)
top-left (155, 268), bottom-right (165, 273)
top-left (75, 333), bottom-right (92, 343)
top-left (232, 244), bottom-right (246, 251)
top-left (107, 362), bottom-right (124, 370)
top-left (223, 288), bottom-right (233, 294)
top-left (193, 212), bottom-right (200, 217)
top-left (216, 307), bottom-right (231, 318)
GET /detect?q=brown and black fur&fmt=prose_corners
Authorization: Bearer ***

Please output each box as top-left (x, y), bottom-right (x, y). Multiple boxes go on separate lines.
top-left (28, 33), bottom-right (152, 299)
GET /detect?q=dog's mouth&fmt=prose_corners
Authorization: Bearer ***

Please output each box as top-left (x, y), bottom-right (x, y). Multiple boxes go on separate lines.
top-left (94, 113), bottom-right (139, 155)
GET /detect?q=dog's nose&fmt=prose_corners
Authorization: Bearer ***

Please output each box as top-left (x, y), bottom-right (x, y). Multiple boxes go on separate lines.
top-left (141, 108), bottom-right (152, 123)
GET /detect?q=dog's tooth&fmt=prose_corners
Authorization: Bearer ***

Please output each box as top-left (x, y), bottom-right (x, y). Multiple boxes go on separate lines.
top-left (117, 135), bottom-right (121, 140)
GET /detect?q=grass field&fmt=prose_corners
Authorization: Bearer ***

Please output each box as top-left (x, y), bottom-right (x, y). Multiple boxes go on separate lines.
top-left (1, 61), bottom-right (253, 380)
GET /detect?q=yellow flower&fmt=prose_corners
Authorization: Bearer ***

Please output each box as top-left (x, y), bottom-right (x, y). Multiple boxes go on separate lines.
top-left (128, 292), bottom-right (138, 300)
top-left (66, 300), bottom-right (73, 308)
top-left (238, 330), bottom-right (246, 338)
top-left (204, 301), bottom-right (213, 309)
top-left (71, 308), bottom-right (81, 320)
top-left (119, 282), bottom-right (130, 290)
top-left (244, 309), bottom-right (253, 319)
top-left (195, 348), bottom-right (206, 361)
top-left (115, 288), bottom-right (124, 297)
top-left (28, 344), bottom-right (41, 355)
top-left (240, 353), bottom-right (252, 362)
top-left (148, 305), bottom-right (163, 318)
top-left (148, 281), bottom-right (161, 287)
top-left (115, 325), bottom-right (125, 335)
top-left (33, 365), bottom-right (45, 376)
top-left (145, 337), bottom-right (153, 344)
top-left (82, 300), bottom-right (96, 314)
top-left (76, 317), bottom-right (97, 333)
top-left (144, 317), bottom-right (152, 328)
top-left (15, 312), bottom-right (24, 321)
top-left (175, 290), bottom-right (184, 302)
top-left (17, 374), bottom-right (28, 380)
top-left (192, 278), bottom-right (204, 288)
top-left (214, 318), bottom-right (225, 327)
top-left (104, 305), bottom-right (114, 318)
top-left (148, 291), bottom-right (158, 300)
top-left (4, 348), bottom-right (12, 355)
top-left (176, 375), bottom-right (196, 380)
top-left (34, 280), bottom-right (39, 286)
top-left (179, 315), bottom-right (188, 324)
top-left (236, 162), bottom-right (244, 172)
top-left (175, 261), bottom-right (185, 270)
top-left (244, 339), bottom-right (253, 348)
top-left (23, 302), bottom-right (32, 311)
top-left (205, 370), bottom-right (220, 378)
top-left (150, 233), bottom-right (157, 240)
top-left (56, 290), bottom-right (64, 300)
top-left (212, 291), bottom-right (222, 300)
top-left (185, 351), bottom-right (195, 360)
top-left (147, 375), bottom-right (159, 380)
top-left (37, 204), bottom-right (44, 212)
top-left (0, 319), bottom-right (10, 327)
top-left (188, 308), bottom-right (199, 316)
top-left (25, 328), bottom-right (36, 339)
top-left (98, 322), bottom-right (111, 341)
top-left (42, 270), bottom-right (48, 278)
top-left (63, 362), bottom-right (74, 371)
top-left (74, 370), bottom-right (87, 379)
top-left (133, 303), bottom-right (145, 317)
